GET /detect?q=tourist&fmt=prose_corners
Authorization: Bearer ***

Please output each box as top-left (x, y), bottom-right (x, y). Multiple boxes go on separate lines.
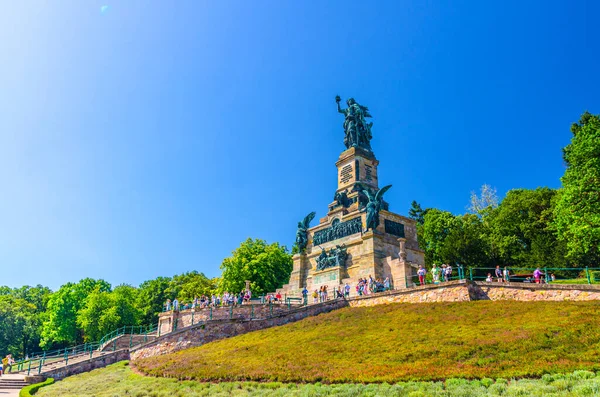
top-left (432, 264), bottom-right (440, 284)
top-left (275, 292), bottom-right (282, 302)
top-left (551, 273), bottom-right (556, 282)
top-left (312, 289), bottom-right (318, 304)
top-left (486, 273), bottom-right (493, 282)
top-left (336, 286), bottom-right (343, 298)
top-left (495, 266), bottom-right (503, 282)
top-left (445, 264), bottom-right (452, 282)
top-left (533, 268), bottom-right (542, 284)
top-left (165, 299), bottom-right (172, 311)
top-left (344, 282), bottom-right (350, 297)
top-left (324, 285), bottom-right (329, 301)
top-left (503, 267), bottom-right (510, 283)
top-left (302, 287), bottom-right (308, 302)
top-left (173, 298), bottom-right (179, 311)
top-left (383, 277), bottom-right (390, 291)
top-left (417, 265), bottom-right (426, 285)
top-left (441, 265), bottom-right (447, 282)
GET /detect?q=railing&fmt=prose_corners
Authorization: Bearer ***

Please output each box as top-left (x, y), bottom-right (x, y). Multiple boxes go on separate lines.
top-left (10, 324), bottom-right (156, 376)
top-left (466, 267), bottom-right (600, 285)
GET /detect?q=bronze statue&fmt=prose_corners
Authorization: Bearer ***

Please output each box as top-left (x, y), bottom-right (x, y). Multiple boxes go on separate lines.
top-left (336, 95), bottom-right (373, 151)
top-left (295, 211), bottom-right (315, 253)
top-left (356, 182), bottom-right (392, 232)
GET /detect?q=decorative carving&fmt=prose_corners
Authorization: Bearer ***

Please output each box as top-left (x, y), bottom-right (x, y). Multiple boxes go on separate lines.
top-left (336, 95), bottom-right (373, 151)
top-left (295, 212), bottom-right (315, 252)
top-left (315, 244), bottom-right (348, 271)
top-left (356, 182), bottom-right (392, 232)
top-left (313, 217), bottom-right (362, 246)
top-left (385, 219), bottom-right (405, 238)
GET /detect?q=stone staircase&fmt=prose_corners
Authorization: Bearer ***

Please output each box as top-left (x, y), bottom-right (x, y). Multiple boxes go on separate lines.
top-left (0, 374), bottom-right (30, 393)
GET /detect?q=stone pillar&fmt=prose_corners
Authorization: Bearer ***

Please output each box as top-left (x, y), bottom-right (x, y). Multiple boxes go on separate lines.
top-left (398, 237), bottom-right (407, 263)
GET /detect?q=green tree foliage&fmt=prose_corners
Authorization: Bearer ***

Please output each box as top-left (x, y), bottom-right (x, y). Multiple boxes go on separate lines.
top-left (77, 285), bottom-right (141, 342)
top-left (136, 277), bottom-right (172, 326)
top-left (0, 295), bottom-right (38, 357)
top-left (440, 214), bottom-right (490, 267)
top-left (487, 188), bottom-right (567, 268)
top-left (421, 209), bottom-right (456, 265)
top-left (408, 200), bottom-right (426, 225)
top-left (554, 112), bottom-right (600, 264)
top-left (168, 272), bottom-right (218, 303)
top-left (219, 238), bottom-right (292, 295)
top-left (41, 278), bottom-right (111, 348)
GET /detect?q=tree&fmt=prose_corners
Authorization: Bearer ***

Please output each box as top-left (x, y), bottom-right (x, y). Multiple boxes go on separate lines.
top-left (0, 296), bottom-right (38, 358)
top-left (219, 238), bottom-right (292, 295)
top-left (420, 209), bottom-right (456, 265)
top-left (136, 277), bottom-right (172, 325)
top-left (440, 214), bottom-right (490, 267)
top-left (554, 112), bottom-right (600, 264)
top-left (468, 184), bottom-right (499, 217)
top-left (487, 188), bottom-right (567, 268)
top-left (168, 272), bottom-right (218, 303)
top-left (77, 285), bottom-right (141, 342)
top-left (41, 278), bottom-right (111, 348)
top-left (408, 201), bottom-right (426, 225)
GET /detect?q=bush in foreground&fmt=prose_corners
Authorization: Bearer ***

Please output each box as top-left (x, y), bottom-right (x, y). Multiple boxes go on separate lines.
top-left (37, 361), bottom-right (600, 397)
top-left (19, 378), bottom-right (54, 397)
top-left (135, 300), bottom-right (600, 383)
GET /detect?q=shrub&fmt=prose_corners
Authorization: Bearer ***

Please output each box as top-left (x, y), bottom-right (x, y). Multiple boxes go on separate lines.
top-left (19, 378), bottom-right (54, 397)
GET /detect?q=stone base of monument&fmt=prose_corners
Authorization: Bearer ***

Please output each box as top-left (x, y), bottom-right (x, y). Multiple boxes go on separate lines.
top-left (281, 142), bottom-right (425, 298)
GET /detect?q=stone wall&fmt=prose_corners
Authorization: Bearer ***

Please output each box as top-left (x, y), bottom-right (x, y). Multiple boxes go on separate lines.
top-left (43, 350), bottom-right (130, 380)
top-left (158, 304), bottom-right (301, 335)
top-left (348, 280), bottom-right (470, 307)
top-left (132, 299), bottom-right (348, 361)
top-left (468, 281), bottom-right (600, 301)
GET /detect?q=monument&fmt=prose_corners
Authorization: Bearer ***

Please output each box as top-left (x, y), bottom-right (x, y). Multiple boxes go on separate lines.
top-left (279, 96), bottom-right (425, 297)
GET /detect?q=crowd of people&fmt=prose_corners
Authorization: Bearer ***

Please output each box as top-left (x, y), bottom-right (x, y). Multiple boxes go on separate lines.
top-left (164, 289), bottom-right (252, 311)
top-left (416, 264), bottom-right (454, 285)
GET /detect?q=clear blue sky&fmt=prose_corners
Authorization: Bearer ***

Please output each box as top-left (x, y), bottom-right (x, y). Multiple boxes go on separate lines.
top-left (1, 1), bottom-right (598, 290)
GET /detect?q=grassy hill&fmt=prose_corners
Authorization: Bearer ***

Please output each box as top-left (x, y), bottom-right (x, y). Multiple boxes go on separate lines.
top-left (134, 300), bottom-right (600, 383)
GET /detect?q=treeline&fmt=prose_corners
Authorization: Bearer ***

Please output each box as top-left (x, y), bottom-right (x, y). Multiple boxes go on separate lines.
top-left (410, 112), bottom-right (599, 271)
top-left (0, 238), bottom-right (292, 358)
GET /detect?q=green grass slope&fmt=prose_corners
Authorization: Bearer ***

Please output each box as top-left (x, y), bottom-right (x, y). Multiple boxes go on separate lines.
top-left (36, 361), bottom-right (600, 397)
top-left (135, 301), bottom-right (600, 383)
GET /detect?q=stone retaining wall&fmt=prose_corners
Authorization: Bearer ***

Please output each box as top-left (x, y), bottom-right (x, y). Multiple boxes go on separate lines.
top-left (158, 304), bottom-right (300, 335)
top-left (132, 299), bottom-right (348, 361)
top-left (43, 350), bottom-right (130, 380)
top-left (469, 281), bottom-right (600, 301)
top-left (347, 280), bottom-right (470, 307)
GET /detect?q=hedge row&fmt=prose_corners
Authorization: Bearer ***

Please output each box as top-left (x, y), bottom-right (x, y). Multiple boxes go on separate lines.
top-left (19, 378), bottom-right (54, 397)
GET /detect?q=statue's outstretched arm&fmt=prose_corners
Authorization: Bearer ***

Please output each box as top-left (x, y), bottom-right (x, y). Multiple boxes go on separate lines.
top-left (337, 102), bottom-right (345, 114)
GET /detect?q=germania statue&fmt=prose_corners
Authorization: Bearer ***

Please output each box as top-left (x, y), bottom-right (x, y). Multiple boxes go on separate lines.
top-left (336, 95), bottom-right (373, 151)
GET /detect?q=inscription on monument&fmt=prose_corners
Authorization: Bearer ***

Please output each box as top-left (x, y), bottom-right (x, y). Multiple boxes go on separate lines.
top-left (340, 164), bottom-right (353, 184)
top-left (313, 217), bottom-right (362, 245)
top-left (384, 219), bottom-right (405, 238)
top-left (365, 165), bottom-right (373, 181)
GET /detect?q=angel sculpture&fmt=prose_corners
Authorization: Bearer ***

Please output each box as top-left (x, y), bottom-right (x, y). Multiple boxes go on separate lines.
top-left (295, 211), bottom-right (316, 253)
top-left (355, 183), bottom-right (392, 232)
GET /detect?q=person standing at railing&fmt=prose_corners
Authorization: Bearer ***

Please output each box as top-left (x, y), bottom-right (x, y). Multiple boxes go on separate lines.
top-left (495, 266), bottom-right (503, 283)
top-left (173, 298), bottom-right (179, 311)
top-left (431, 264), bottom-right (440, 284)
top-left (486, 273), bottom-right (493, 282)
top-left (533, 268), bottom-right (542, 284)
top-left (445, 264), bottom-right (452, 282)
top-left (165, 299), bottom-right (172, 311)
top-left (503, 267), bottom-right (510, 283)
top-left (417, 265), bottom-right (426, 285)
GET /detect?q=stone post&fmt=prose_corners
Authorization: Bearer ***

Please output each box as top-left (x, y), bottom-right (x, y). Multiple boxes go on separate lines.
top-left (398, 237), bottom-right (407, 263)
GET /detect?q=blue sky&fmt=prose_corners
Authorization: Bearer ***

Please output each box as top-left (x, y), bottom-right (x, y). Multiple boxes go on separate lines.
top-left (1, 1), bottom-right (598, 290)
